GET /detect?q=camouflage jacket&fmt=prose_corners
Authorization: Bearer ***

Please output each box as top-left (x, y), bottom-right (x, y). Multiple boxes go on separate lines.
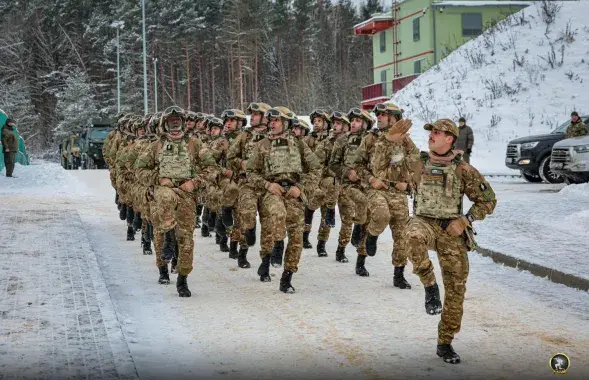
top-left (410, 151), bottom-right (497, 221)
top-left (134, 135), bottom-right (218, 189)
top-left (314, 131), bottom-right (344, 178)
top-left (246, 132), bottom-right (322, 196)
top-left (226, 130), bottom-right (266, 177)
top-left (303, 133), bottom-right (318, 152)
top-left (328, 131), bottom-right (365, 185)
top-left (565, 120), bottom-right (588, 138)
top-left (102, 130), bottom-right (118, 165)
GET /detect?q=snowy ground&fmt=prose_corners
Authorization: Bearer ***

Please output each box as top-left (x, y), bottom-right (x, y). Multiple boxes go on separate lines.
top-left (1, 163), bottom-right (589, 379)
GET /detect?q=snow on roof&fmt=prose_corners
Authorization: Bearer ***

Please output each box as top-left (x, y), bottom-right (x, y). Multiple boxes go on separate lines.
top-left (432, 1), bottom-right (534, 7)
top-left (353, 13), bottom-right (393, 30)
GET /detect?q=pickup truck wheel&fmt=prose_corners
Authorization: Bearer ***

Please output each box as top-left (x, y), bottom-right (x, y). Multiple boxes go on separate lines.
top-left (539, 156), bottom-right (564, 184)
top-left (521, 170), bottom-right (542, 183)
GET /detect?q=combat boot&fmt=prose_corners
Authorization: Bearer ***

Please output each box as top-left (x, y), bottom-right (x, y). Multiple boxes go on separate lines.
top-left (317, 240), bottom-right (328, 257)
top-left (208, 211), bottom-right (217, 235)
top-left (303, 231), bottom-right (313, 249)
top-left (270, 240), bottom-right (284, 268)
top-left (351, 224), bottom-right (363, 248)
top-left (393, 266), bottom-right (411, 289)
top-left (304, 207), bottom-right (314, 226)
top-left (257, 254), bottom-right (271, 282)
top-left (119, 204), bottom-right (127, 220)
top-left (335, 246), bottom-right (348, 263)
top-left (142, 230), bottom-right (153, 255)
top-left (279, 270), bottom-right (295, 293)
top-left (126, 207), bottom-right (135, 226)
top-left (365, 234), bottom-right (378, 256)
top-left (195, 204), bottom-right (203, 229)
top-left (115, 192), bottom-right (119, 206)
top-left (221, 206), bottom-right (234, 230)
top-left (158, 265), bottom-right (170, 285)
top-left (355, 255), bottom-right (369, 277)
top-left (324, 207), bottom-right (336, 228)
top-left (245, 226), bottom-right (256, 246)
top-left (126, 225), bottom-right (135, 241)
top-left (201, 223), bottom-right (210, 237)
top-left (161, 230), bottom-right (175, 263)
top-left (216, 215), bottom-right (227, 238)
top-left (219, 236), bottom-right (229, 252)
top-left (425, 284), bottom-right (443, 315)
top-left (176, 275), bottom-right (191, 297)
top-left (133, 212), bottom-right (142, 231)
top-left (237, 246), bottom-right (251, 268)
top-left (170, 256), bottom-right (178, 274)
top-left (229, 241), bottom-right (239, 259)
top-left (437, 344), bottom-right (461, 364)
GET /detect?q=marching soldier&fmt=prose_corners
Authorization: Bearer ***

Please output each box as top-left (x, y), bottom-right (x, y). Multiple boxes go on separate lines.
top-left (135, 106), bottom-right (219, 297)
top-left (404, 119), bottom-right (496, 364)
top-left (246, 106), bottom-right (322, 292)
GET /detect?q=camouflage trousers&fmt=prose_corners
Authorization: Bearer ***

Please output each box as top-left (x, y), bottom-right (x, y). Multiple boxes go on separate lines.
top-left (151, 186), bottom-right (197, 276)
top-left (404, 216), bottom-right (469, 345)
top-left (337, 184), bottom-right (368, 247)
top-left (109, 168), bottom-right (118, 190)
top-left (304, 177), bottom-right (340, 241)
top-left (116, 172), bottom-right (135, 206)
top-left (229, 182), bottom-right (261, 246)
top-left (130, 182), bottom-right (152, 221)
top-left (259, 191), bottom-right (305, 273)
top-left (357, 189), bottom-right (409, 267)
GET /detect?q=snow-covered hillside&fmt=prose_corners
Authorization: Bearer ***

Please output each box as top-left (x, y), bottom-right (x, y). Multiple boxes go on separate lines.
top-left (392, 0), bottom-right (589, 174)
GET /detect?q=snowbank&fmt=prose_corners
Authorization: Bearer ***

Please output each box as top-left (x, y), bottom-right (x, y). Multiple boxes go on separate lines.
top-left (558, 182), bottom-right (589, 196)
top-left (391, 1), bottom-right (589, 175)
top-left (0, 161), bottom-right (90, 196)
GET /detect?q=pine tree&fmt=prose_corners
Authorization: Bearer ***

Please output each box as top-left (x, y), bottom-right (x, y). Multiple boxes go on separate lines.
top-left (54, 68), bottom-right (99, 138)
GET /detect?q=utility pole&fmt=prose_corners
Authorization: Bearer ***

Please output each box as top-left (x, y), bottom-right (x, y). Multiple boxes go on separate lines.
top-left (141, 0), bottom-right (148, 115)
top-left (153, 58), bottom-right (158, 112)
top-left (110, 21), bottom-right (124, 114)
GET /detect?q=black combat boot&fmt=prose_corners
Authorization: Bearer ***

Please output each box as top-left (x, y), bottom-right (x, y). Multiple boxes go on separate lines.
top-left (425, 284), bottom-right (443, 315)
top-left (195, 204), bottom-right (203, 229)
top-left (201, 208), bottom-right (210, 236)
top-left (161, 230), bottom-right (175, 263)
top-left (303, 231), bottom-right (313, 249)
top-left (324, 207), bottom-right (336, 228)
top-left (147, 222), bottom-right (154, 242)
top-left (437, 344), bottom-right (461, 364)
top-left (115, 192), bottom-right (119, 206)
top-left (335, 246), bottom-right (348, 263)
top-left (171, 256), bottom-right (178, 274)
top-left (201, 223), bottom-right (210, 237)
top-left (279, 270), bottom-right (295, 293)
top-left (245, 226), bottom-right (256, 246)
top-left (317, 240), bottom-right (328, 257)
top-left (355, 255), bottom-right (369, 277)
top-left (258, 254), bottom-right (271, 282)
top-left (221, 206), bottom-right (234, 230)
top-left (351, 224), bottom-right (363, 248)
top-left (270, 240), bottom-right (284, 268)
top-left (133, 212), bottom-right (142, 231)
top-left (219, 236), bottom-right (229, 252)
top-left (208, 211), bottom-right (217, 235)
top-left (304, 207), bottom-right (314, 225)
top-left (393, 266), bottom-right (411, 289)
top-left (216, 215), bottom-right (227, 238)
top-left (126, 225), bottom-right (135, 241)
top-left (142, 229), bottom-right (153, 255)
top-left (158, 265), bottom-right (170, 285)
top-left (229, 240), bottom-right (239, 259)
top-left (215, 232), bottom-right (221, 244)
top-left (126, 207), bottom-right (135, 226)
top-left (365, 234), bottom-right (378, 256)
top-left (237, 246), bottom-right (251, 268)
top-left (176, 275), bottom-right (191, 297)
top-left (119, 204), bottom-right (127, 220)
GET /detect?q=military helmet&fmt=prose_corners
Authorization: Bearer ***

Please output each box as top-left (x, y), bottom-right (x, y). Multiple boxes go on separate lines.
top-left (424, 119), bottom-right (459, 138)
top-left (161, 106), bottom-right (185, 131)
top-left (194, 112), bottom-right (207, 121)
top-left (265, 106), bottom-right (295, 121)
top-left (329, 111), bottom-right (350, 126)
top-left (221, 109), bottom-right (247, 123)
top-left (373, 103), bottom-right (403, 117)
top-left (246, 102), bottom-right (271, 115)
top-left (310, 109), bottom-right (331, 123)
top-left (291, 117), bottom-right (310, 135)
top-left (348, 107), bottom-right (374, 129)
top-left (185, 111), bottom-right (198, 121)
top-left (147, 112), bottom-right (162, 136)
top-left (206, 116), bottom-right (224, 130)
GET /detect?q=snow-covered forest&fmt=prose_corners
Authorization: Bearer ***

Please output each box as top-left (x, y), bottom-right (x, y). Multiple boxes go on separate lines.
top-left (0, 0), bottom-right (382, 152)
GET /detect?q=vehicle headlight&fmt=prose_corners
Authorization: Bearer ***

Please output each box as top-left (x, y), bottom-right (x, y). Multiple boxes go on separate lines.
top-left (521, 141), bottom-right (539, 150)
top-left (573, 144), bottom-right (589, 153)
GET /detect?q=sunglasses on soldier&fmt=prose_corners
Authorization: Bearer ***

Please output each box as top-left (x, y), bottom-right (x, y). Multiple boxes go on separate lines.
top-left (373, 103), bottom-right (387, 112)
top-left (331, 111), bottom-right (345, 120)
top-left (265, 109), bottom-right (282, 118)
top-left (348, 108), bottom-right (363, 117)
top-left (221, 110), bottom-right (236, 119)
top-left (247, 103), bottom-right (262, 112)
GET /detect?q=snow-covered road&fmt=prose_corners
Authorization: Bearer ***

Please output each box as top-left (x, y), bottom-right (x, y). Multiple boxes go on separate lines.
top-left (1, 164), bottom-right (588, 379)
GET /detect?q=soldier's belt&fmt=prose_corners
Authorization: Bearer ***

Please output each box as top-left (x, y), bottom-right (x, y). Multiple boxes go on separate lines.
top-left (420, 216), bottom-right (453, 230)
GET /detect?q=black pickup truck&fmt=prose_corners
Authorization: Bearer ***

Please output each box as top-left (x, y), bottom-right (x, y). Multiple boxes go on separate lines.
top-left (505, 116), bottom-right (589, 183)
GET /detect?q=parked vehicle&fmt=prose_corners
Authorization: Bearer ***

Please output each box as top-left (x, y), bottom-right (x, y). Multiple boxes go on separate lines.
top-left (550, 134), bottom-right (589, 184)
top-left (505, 116), bottom-right (589, 183)
top-left (59, 118), bottom-right (112, 170)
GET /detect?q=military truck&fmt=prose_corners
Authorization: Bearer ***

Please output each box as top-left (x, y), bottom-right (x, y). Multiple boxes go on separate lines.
top-left (79, 118), bottom-right (112, 169)
top-left (59, 134), bottom-right (83, 170)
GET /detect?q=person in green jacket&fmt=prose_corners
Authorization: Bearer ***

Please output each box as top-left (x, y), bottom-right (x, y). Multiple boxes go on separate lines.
top-left (565, 111), bottom-right (588, 138)
top-left (1, 118), bottom-right (19, 177)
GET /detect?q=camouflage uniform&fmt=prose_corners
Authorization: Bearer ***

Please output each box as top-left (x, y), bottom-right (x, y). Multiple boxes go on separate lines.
top-left (565, 117), bottom-right (587, 138)
top-left (247, 107), bottom-right (322, 292)
top-left (404, 119), bottom-right (497, 363)
top-left (135, 107), bottom-right (219, 297)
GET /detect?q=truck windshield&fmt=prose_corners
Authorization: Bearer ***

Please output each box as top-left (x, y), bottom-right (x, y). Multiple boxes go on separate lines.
top-left (552, 120), bottom-right (571, 134)
top-left (89, 128), bottom-right (111, 141)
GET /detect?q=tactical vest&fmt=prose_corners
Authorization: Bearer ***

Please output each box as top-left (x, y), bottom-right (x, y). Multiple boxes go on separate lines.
top-left (244, 132), bottom-right (265, 161)
top-left (413, 158), bottom-right (463, 219)
top-left (370, 137), bottom-right (406, 181)
top-left (157, 139), bottom-right (194, 180)
top-left (264, 137), bottom-right (303, 177)
top-left (343, 133), bottom-right (363, 168)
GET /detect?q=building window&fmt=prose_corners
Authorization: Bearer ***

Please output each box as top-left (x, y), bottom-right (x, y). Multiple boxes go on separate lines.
top-left (413, 17), bottom-right (420, 41)
top-left (462, 13), bottom-right (483, 37)
top-left (380, 31), bottom-right (386, 53)
top-left (380, 69), bottom-right (387, 84)
top-left (414, 59), bottom-right (423, 74)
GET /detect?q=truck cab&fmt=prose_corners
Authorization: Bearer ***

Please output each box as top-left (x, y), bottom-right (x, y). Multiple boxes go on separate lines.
top-left (79, 119), bottom-right (112, 169)
top-left (505, 116), bottom-right (589, 183)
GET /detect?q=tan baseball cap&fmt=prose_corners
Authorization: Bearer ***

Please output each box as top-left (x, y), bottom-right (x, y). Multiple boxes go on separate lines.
top-left (424, 118), bottom-right (459, 138)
